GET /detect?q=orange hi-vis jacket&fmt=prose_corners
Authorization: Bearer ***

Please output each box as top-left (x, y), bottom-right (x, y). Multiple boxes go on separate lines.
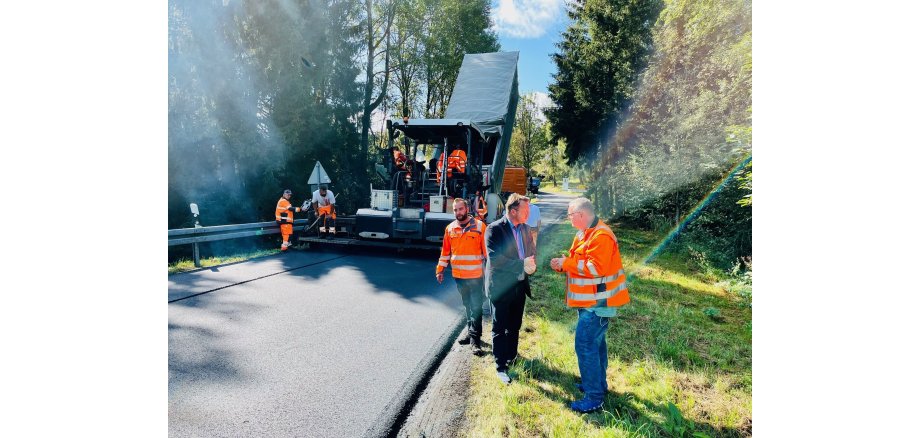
top-left (436, 149), bottom-right (467, 183)
top-left (437, 218), bottom-right (487, 279)
top-left (562, 218), bottom-right (630, 309)
top-left (276, 197), bottom-right (300, 223)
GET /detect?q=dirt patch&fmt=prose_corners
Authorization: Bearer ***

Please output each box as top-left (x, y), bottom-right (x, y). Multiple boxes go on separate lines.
top-left (396, 332), bottom-right (475, 437)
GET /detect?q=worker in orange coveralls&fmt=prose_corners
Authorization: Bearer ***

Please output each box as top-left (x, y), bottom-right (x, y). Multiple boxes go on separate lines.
top-left (275, 189), bottom-right (301, 250)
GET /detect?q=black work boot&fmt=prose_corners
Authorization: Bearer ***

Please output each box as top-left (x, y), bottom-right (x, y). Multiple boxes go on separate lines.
top-left (472, 338), bottom-right (484, 356)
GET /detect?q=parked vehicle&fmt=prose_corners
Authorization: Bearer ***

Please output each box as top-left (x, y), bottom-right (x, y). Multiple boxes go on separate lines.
top-left (528, 175), bottom-right (542, 194)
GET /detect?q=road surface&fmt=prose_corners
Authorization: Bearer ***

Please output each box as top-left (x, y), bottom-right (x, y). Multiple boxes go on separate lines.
top-left (168, 191), bottom-right (574, 437)
top-left (169, 249), bottom-right (463, 437)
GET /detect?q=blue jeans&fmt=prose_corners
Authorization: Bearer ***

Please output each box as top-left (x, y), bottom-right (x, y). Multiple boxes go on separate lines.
top-left (575, 309), bottom-right (610, 402)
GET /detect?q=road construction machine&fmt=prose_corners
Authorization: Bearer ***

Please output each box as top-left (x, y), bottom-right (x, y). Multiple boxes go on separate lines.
top-left (299, 51), bottom-right (519, 249)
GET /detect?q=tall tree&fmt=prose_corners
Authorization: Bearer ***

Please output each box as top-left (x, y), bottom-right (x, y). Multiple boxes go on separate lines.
top-left (508, 93), bottom-right (549, 173)
top-left (423, 0), bottom-right (499, 117)
top-left (547, 0), bottom-right (661, 163)
top-left (360, 0), bottom-right (396, 167)
top-left (535, 123), bottom-right (570, 186)
top-left (390, 0), bottom-right (425, 118)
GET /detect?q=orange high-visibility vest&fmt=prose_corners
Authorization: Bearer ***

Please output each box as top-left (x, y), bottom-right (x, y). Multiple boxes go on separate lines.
top-left (437, 218), bottom-right (487, 279)
top-left (562, 218), bottom-right (630, 309)
top-left (276, 198), bottom-right (299, 223)
top-left (436, 149), bottom-right (468, 184)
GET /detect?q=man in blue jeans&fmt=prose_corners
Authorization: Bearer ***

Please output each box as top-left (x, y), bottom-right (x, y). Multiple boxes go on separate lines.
top-left (551, 197), bottom-right (630, 413)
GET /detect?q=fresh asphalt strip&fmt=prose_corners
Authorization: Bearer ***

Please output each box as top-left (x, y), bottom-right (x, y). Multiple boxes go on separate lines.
top-left (365, 313), bottom-right (466, 438)
top-left (167, 254), bottom-right (350, 303)
top-left (169, 251), bottom-right (465, 438)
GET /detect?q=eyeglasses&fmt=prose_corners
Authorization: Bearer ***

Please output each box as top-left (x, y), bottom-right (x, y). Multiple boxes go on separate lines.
top-left (567, 212), bottom-right (580, 218)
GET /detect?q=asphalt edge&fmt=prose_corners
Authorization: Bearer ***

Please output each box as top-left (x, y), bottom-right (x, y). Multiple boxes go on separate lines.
top-left (363, 313), bottom-right (466, 438)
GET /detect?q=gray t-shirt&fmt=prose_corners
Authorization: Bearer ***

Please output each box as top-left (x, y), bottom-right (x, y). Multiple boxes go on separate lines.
top-left (526, 203), bottom-right (541, 228)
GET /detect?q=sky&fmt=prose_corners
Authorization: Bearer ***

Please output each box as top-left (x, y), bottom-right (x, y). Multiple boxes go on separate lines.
top-left (490, 0), bottom-right (571, 106)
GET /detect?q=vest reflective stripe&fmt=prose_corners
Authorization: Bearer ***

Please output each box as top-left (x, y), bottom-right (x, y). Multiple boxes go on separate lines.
top-left (568, 269), bottom-right (625, 286)
top-left (564, 219), bottom-right (630, 309)
top-left (567, 282), bottom-right (628, 301)
top-left (586, 261), bottom-right (600, 276)
top-left (437, 219), bottom-right (486, 279)
top-left (451, 255), bottom-right (484, 261)
top-left (276, 198), bottom-right (295, 222)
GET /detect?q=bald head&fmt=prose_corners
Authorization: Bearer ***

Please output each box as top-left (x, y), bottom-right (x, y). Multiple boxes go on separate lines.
top-left (567, 197), bottom-right (596, 231)
top-left (570, 197), bottom-right (595, 216)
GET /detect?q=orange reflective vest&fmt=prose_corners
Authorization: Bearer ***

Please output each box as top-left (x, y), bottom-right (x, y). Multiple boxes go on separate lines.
top-left (562, 218), bottom-right (630, 309)
top-left (436, 149), bottom-right (467, 183)
top-left (437, 218), bottom-right (487, 279)
top-left (276, 198), bottom-right (300, 223)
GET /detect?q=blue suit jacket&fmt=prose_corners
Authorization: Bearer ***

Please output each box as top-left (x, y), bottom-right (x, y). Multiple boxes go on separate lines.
top-left (485, 216), bottom-right (535, 302)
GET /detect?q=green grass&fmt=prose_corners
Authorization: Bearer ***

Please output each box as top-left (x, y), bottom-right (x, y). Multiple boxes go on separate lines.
top-left (464, 224), bottom-right (752, 437)
top-left (168, 249), bottom-right (281, 275)
top-left (539, 178), bottom-right (587, 196)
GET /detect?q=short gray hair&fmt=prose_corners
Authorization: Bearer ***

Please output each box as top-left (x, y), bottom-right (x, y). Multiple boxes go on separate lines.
top-left (505, 193), bottom-right (530, 211)
top-left (569, 197), bottom-right (595, 216)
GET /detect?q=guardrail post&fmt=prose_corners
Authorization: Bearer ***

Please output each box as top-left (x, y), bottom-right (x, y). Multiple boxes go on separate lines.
top-left (191, 203), bottom-right (202, 267)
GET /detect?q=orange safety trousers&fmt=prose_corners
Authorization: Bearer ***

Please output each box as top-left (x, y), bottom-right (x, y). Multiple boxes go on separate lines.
top-left (317, 204), bottom-right (336, 234)
top-left (276, 197), bottom-right (300, 250)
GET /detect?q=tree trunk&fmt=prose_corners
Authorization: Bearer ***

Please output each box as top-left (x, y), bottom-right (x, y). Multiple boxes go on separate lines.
top-left (361, 0), bottom-right (393, 169)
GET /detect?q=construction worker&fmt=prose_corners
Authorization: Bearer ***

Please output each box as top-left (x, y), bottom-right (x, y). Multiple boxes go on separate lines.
top-left (436, 198), bottom-right (488, 355)
top-left (311, 184), bottom-right (337, 239)
top-left (275, 189), bottom-right (301, 251)
top-left (436, 148), bottom-right (468, 184)
top-left (474, 191), bottom-right (488, 222)
top-left (550, 197), bottom-right (630, 413)
top-left (391, 146), bottom-right (408, 171)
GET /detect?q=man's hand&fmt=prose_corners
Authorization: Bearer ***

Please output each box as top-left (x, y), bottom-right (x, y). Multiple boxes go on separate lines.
top-left (523, 256), bottom-right (536, 275)
top-left (550, 257), bottom-right (564, 272)
top-left (436, 272), bottom-right (444, 284)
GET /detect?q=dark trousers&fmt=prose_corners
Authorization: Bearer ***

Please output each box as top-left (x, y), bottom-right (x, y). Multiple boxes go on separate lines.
top-left (490, 281), bottom-right (527, 372)
top-left (455, 277), bottom-right (484, 341)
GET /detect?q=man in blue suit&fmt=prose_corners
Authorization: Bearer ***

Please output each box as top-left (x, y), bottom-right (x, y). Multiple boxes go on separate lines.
top-left (484, 193), bottom-right (537, 384)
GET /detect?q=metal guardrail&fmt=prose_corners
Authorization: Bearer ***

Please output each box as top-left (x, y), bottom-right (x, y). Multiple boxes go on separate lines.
top-left (169, 219), bottom-right (310, 267)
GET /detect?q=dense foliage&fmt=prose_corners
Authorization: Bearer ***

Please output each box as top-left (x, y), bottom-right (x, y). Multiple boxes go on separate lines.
top-left (547, 0), bottom-right (662, 164)
top-left (168, 0), bottom-right (498, 259)
top-left (549, 0), bottom-right (752, 270)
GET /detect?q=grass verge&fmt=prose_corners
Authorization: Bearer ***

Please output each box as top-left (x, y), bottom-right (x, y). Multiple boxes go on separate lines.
top-left (464, 225), bottom-right (752, 437)
top-left (168, 249), bottom-right (280, 275)
top-left (539, 178), bottom-right (587, 197)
